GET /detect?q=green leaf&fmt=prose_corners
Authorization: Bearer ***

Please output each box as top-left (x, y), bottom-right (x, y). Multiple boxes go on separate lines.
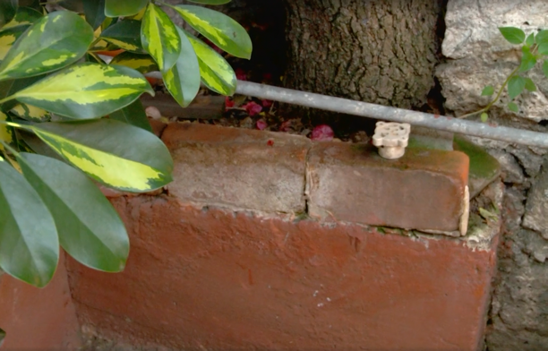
top-left (18, 153), bottom-right (129, 272)
top-left (185, 32), bottom-right (236, 95)
top-left (173, 5), bottom-right (252, 59)
top-left (0, 26), bottom-right (25, 61)
top-left (83, 0), bottom-right (106, 30)
top-left (499, 27), bottom-right (525, 45)
top-left (110, 51), bottom-right (158, 73)
top-left (524, 77), bottom-right (537, 92)
top-left (100, 19), bottom-right (143, 53)
top-left (12, 63), bottom-right (154, 119)
top-left (2, 7), bottom-right (42, 30)
top-left (141, 3), bottom-right (181, 72)
top-left (0, 0), bottom-right (18, 28)
top-left (538, 43), bottom-right (548, 56)
top-left (536, 29), bottom-right (548, 46)
top-left (0, 158), bottom-right (59, 287)
top-left (105, 0), bottom-right (148, 17)
top-left (543, 60), bottom-right (548, 79)
top-left (507, 102), bottom-right (519, 112)
top-left (0, 327), bottom-right (5, 348)
top-left (525, 32), bottom-right (535, 47)
top-left (163, 27), bottom-right (200, 108)
top-left (507, 76), bottom-right (525, 99)
top-left (480, 112), bottom-right (488, 122)
top-left (10, 103), bottom-right (49, 121)
top-left (186, 0), bottom-right (231, 4)
top-left (27, 119), bottom-right (173, 192)
top-left (481, 85), bottom-right (494, 96)
top-left (519, 50), bottom-right (537, 72)
top-left (0, 11), bottom-right (94, 80)
top-left (109, 98), bottom-right (153, 132)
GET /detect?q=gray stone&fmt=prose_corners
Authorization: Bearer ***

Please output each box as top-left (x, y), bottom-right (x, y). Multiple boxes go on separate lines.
top-left (523, 157), bottom-right (548, 238)
top-left (488, 149), bottom-right (525, 184)
top-left (508, 146), bottom-right (546, 178)
top-left (438, 0), bottom-right (548, 121)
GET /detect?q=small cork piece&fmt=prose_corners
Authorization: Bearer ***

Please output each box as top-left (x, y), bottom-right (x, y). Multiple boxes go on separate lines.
top-left (372, 122), bottom-right (411, 159)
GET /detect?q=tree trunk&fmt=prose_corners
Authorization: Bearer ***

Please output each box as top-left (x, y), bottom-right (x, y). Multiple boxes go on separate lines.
top-left (283, 0), bottom-right (442, 113)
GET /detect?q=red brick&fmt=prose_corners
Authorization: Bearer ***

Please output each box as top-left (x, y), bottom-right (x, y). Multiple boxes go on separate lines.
top-left (67, 196), bottom-right (496, 350)
top-left (307, 142), bottom-right (470, 231)
top-left (0, 254), bottom-right (81, 350)
top-left (162, 123), bottom-right (311, 214)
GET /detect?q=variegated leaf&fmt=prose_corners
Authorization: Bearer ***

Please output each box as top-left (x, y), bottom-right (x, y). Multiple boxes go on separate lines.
top-left (173, 5), bottom-right (251, 59)
top-left (18, 152), bottom-right (129, 272)
top-left (10, 103), bottom-right (49, 121)
top-left (100, 19), bottom-right (143, 53)
top-left (2, 7), bottom-right (42, 30)
top-left (163, 26), bottom-right (200, 107)
top-left (0, 11), bottom-right (94, 80)
top-left (25, 119), bottom-right (173, 192)
top-left (0, 158), bottom-right (59, 288)
top-left (0, 26), bottom-right (24, 61)
top-left (105, 0), bottom-right (148, 17)
top-left (141, 3), bottom-right (181, 72)
top-left (185, 32), bottom-right (236, 95)
top-left (110, 51), bottom-right (158, 73)
top-left (12, 63), bottom-right (154, 119)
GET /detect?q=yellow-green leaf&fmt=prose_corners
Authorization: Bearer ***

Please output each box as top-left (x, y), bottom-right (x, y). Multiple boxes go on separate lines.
top-left (100, 19), bottom-right (143, 53)
top-left (0, 11), bottom-right (94, 80)
top-left (0, 0), bottom-right (17, 28)
top-left (105, 0), bottom-right (148, 17)
top-left (185, 32), bottom-right (236, 95)
top-left (2, 7), bottom-right (42, 30)
top-left (110, 51), bottom-right (158, 73)
top-left (173, 5), bottom-right (252, 59)
top-left (12, 63), bottom-right (154, 119)
top-left (0, 26), bottom-right (24, 61)
top-left (27, 119), bottom-right (173, 192)
top-left (0, 111), bottom-right (13, 151)
top-left (10, 103), bottom-right (49, 121)
top-left (141, 3), bottom-right (181, 72)
top-left (163, 26), bottom-right (200, 107)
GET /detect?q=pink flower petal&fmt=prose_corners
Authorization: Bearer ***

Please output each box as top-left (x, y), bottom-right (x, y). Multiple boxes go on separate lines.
top-left (235, 68), bottom-right (247, 81)
top-left (256, 119), bottom-right (268, 130)
top-left (261, 99), bottom-right (273, 108)
top-left (225, 97), bottom-right (235, 110)
top-left (243, 101), bottom-right (262, 116)
top-left (311, 124), bottom-right (334, 141)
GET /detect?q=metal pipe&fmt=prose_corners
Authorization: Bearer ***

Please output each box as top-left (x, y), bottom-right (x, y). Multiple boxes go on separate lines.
top-left (145, 70), bottom-right (548, 148)
top-left (235, 81), bottom-right (548, 148)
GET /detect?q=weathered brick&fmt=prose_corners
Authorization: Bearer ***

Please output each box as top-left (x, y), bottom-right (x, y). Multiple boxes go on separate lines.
top-left (67, 196), bottom-right (496, 350)
top-left (162, 123), bottom-right (311, 213)
top-left (307, 142), bottom-right (469, 231)
top-left (0, 254), bottom-right (81, 350)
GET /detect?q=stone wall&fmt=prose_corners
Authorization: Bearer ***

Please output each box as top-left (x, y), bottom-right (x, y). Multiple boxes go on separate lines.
top-left (436, 0), bottom-right (548, 349)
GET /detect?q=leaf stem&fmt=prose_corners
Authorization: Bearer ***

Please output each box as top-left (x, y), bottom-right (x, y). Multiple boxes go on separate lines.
top-left (459, 65), bottom-right (520, 119)
top-left (0, 119), bottom-right (32, 132)
top-left (0, 95), bottom-right (15, 106)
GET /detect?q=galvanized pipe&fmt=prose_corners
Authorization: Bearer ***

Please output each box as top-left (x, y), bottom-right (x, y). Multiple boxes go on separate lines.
top-left (235, 81), bottom-right (548, 148)
top-left (144, 68), bottom-right (548, 148)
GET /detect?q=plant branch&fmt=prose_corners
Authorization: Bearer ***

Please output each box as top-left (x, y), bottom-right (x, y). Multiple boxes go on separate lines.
top-left (459, 65), bottom-right (520, 119)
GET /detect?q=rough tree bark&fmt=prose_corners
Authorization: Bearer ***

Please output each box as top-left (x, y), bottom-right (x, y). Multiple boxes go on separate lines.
top-left (283, 0), bottom-right (442, 111)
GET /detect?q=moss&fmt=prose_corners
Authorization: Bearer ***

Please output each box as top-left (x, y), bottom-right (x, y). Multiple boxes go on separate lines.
top-left (453, 136), bottom-right (500, 181)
